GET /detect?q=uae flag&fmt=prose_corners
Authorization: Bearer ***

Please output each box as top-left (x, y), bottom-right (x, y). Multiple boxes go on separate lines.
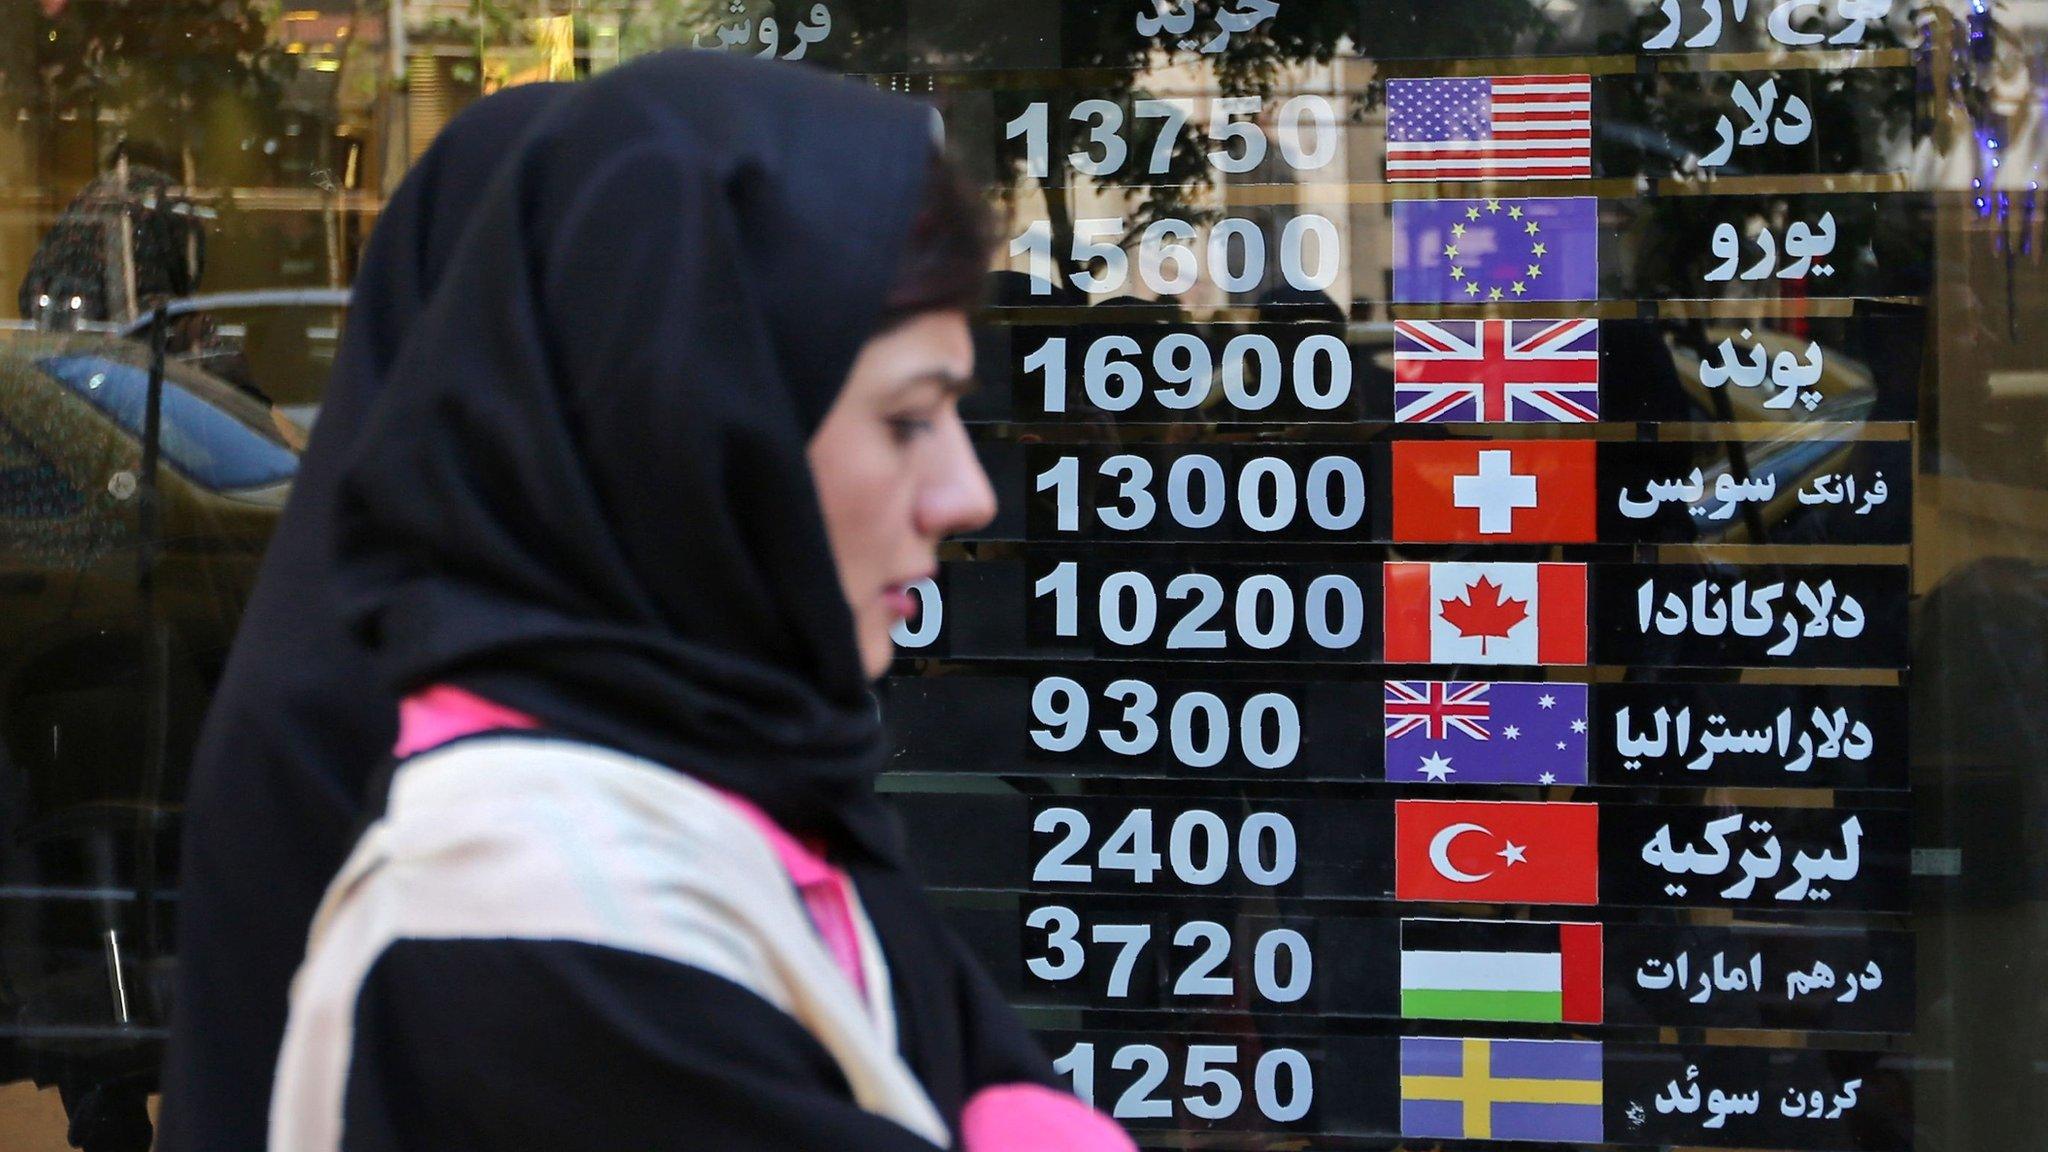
top-left (1401, 918), bottom-right (1604, 1024)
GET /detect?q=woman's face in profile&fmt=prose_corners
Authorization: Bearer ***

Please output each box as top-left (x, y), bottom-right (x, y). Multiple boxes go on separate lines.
top-left (808, 309), bottom-right (995, 679)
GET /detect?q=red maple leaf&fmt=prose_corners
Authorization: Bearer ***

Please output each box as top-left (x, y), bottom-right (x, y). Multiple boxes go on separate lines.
top-left (1438, 576), bottom-right (1529, 655)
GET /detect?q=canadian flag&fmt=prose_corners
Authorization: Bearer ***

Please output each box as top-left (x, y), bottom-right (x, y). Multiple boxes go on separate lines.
top-left (1391, 440), bottom-right (1597, 543)
top-left (1384, 562), bottom-right (1587, 665)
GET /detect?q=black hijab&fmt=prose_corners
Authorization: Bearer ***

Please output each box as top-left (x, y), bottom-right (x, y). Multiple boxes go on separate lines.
top-left (332, 51), bottom-right (930, 864)
top-left (332, 53), bottom-right (1060, 1122)
top-left (158, 82), bottom-right (568, 1152)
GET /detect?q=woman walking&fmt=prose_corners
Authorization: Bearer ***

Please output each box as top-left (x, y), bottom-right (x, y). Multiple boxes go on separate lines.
top-left (259, 52), bottom-right (1129, 1150)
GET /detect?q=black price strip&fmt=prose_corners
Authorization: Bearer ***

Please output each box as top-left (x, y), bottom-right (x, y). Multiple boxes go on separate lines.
top-left (902, 557), bottom-right (1909, 669)
top-left (983, 193), bottom-right (1924, 315)
top-left (973, 439), bottom-right (1910, 546)
top-left (954, 70), bottom-right (1914, 190)
top-left (971, 307), bottom-right (1923, 426)
top-left (935, 893), bottom-right (1913, 1033)
top-left (1034, 1028), bottom-right (1906, 1150)
top-left (886, 674), bottom-right (1906, 791)
top-left (889, 793), bottom-right (1909, 913)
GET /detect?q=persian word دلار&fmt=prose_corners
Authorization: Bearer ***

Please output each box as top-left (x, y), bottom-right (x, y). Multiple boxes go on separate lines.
top-left (1616, 704), bottom-right (1875, 773)
top-left (694, 1), bottom-right (833, 59)
top-left (1641, 812), bottom-right (1864, 902)
top-left (1635, 577), bottom-right (1866, 657)
top-left (1136, 0), bottom-right (1278, 53)
top-left (1705, 212), bottom-right (1837, 282)
top-left (1701, 79), bottom-right (1813, 168)
top-left (1644, 0), bottom-right (1892, 50)
top-left (1699, 329), bottom-right (1825, 410)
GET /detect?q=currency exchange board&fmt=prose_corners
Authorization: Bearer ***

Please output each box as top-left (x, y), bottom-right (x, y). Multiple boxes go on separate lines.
top-left (842, 1), bottom-right (1932, 1146)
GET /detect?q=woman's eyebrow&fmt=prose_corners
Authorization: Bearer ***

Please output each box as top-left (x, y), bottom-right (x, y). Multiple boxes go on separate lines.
top-left (893, 369), bottom-right (979, 398)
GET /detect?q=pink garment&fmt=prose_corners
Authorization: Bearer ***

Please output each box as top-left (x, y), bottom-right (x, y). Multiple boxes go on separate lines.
top-left (392, 684), bottom-right (540, 757)
top-left (391, 685), bottom-right (866, 996)
top-left (960, 1084), bottom-right (1138, 1152)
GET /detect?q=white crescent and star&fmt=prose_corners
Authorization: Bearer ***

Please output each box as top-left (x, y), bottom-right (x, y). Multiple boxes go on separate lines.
top-left (1426, 822), bottom-right (1529, 883)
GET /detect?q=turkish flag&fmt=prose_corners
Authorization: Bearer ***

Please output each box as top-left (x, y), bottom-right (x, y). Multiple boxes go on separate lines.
top-left (1395, 798), bottom-right (1599, 905)
top-left (1391, 440), bottom-right (1597, 543)
top-left (1384, 561), bottom-right (1587, 665)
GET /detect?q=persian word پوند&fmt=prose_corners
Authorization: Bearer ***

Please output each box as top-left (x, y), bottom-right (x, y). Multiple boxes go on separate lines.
top-left (1699, 330), bottom-right (1825, 410)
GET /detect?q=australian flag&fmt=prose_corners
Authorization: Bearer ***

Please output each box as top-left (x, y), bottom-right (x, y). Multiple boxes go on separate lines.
top-left (1392, 196), bottom-right (1599, 303)
top-left (1394, 318), bottom-right (1600, 423)
top-left (1384, 680), bottom-right (1590, 785)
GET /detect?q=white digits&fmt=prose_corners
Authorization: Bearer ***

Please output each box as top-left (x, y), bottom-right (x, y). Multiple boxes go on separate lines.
top-left (1004, 96), bottom-right (1338, 180)
top-left (1034, 563), bottom-right (1365, 652)
top-left (1012, 214), bottom-right (1340, 298)
top-left (1054, 1040), bottom-right (1313, 1124)
top-left (1026, 332), bottom-right (1351, 416)
top-left (1028, 676), bottom-right (1304, 769)
top-left (1030, 806), bottom-right (1300, 886)
top-left (1034, 452), bottom-right (1366, 535)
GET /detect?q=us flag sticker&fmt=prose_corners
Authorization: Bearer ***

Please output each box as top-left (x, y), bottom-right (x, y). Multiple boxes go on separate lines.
top-left (1386, 74), bottom-right (1595, 182)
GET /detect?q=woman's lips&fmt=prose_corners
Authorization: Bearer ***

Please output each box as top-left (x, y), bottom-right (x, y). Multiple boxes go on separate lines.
top-left (883, 584), bottom-right (920, 620)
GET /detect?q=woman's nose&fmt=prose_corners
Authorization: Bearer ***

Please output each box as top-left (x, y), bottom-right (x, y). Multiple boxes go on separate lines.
top-left (917, 413), bottom-right (997, 539)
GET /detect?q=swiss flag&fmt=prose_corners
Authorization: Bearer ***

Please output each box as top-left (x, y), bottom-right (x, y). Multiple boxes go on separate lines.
top-left (1396, 799), bottom-right (1599, 905)
top-left (1384, 562), bottom-right (1587, 665)
top-left (1391, 440), bottom-right (1597, 543)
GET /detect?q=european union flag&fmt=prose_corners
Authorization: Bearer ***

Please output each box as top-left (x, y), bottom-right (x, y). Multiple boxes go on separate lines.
top-left (1401, 1036), bottom-right (1604, 1142)
top-left (1393, 196), bottom-right (1599, 303)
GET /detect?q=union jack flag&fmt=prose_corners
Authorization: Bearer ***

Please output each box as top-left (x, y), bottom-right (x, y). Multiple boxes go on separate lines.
top-left (1385, 681), bottom-right (1492, 741)
top-left (1393, 318), bottom-right (1600, 423)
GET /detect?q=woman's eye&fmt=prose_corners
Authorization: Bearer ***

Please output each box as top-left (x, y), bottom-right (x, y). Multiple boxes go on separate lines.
top-left (887, 416), bottom-right (935, 442)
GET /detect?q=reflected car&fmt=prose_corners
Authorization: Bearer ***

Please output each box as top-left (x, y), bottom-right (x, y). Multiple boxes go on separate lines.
top-left (0, 315), bottom-right (317, 1146)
